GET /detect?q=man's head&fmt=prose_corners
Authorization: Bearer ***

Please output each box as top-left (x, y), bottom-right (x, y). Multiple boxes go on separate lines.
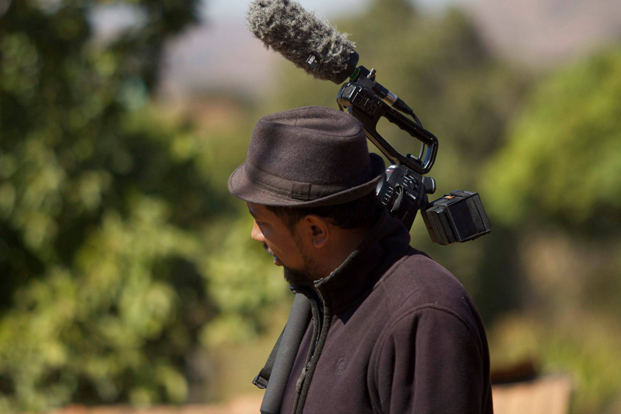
top-left (228, 106), bottom-right (385, 285)
top-left (248, 192), bottom-right (382, 285)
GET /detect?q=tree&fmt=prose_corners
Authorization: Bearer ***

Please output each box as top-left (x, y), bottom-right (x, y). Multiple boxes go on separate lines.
top-left (481, 46), bottom-right (621, 414)
top-left (482, 46), bottom-right (621, 229)
top-left (0, 0), bottom-right (288, 410)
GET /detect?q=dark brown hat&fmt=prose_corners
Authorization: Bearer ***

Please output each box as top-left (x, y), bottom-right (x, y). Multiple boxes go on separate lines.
top-left (228, 106), bottom-right (385, 207)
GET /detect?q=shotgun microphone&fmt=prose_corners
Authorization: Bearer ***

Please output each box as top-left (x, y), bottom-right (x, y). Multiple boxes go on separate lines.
top-left (246, 0), bottom-right (359, 84)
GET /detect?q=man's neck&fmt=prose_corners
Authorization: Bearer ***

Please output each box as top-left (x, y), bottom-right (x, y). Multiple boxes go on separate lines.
top-left (314, 223), bottom-right (374, 280)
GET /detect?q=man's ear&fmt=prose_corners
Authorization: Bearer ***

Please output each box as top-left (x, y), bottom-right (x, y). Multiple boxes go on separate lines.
top-left (302, 214), bottom-right (331, 248)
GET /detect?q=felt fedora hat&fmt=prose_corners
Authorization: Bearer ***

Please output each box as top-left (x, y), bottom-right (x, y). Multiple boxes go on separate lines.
top-left (228, 106), bottom-right (385, 207)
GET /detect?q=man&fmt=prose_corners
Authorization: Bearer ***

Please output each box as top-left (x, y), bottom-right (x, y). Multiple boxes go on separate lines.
top-left (228, 106), bottom-right (493, 413)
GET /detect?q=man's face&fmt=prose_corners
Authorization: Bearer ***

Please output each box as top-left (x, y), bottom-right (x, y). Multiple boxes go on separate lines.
top-left (247, 202), bottom-right (318, 286)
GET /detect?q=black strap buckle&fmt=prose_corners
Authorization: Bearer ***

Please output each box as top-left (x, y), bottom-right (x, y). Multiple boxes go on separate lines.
top-left (253, 373), bottom-right (269, 390)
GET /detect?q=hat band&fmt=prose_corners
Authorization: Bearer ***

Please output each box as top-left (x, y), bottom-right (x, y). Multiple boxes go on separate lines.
top-left (245, 162), bottom-right (350, 201)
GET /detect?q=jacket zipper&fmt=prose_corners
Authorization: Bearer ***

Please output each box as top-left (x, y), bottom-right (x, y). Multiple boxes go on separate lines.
top-left (291, 287), bottom-right (325, 413)
top-left (294, 307), bottom-right (331, 414)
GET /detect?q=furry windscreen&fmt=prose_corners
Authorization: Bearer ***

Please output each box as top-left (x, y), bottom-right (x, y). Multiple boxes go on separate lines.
top-left (247, 0), bottom-right (356, 83)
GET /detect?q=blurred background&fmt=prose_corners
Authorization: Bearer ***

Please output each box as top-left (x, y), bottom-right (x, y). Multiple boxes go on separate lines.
top-left (1, 0), bottom-right (620, 412)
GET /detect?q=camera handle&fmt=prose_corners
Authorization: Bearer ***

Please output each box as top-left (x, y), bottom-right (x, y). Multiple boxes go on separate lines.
top-left (337, 66), bottom-right (439, 175)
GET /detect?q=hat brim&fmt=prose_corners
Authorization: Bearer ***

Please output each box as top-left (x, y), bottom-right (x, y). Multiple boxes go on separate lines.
top-left (228, 153), bottom-right (386, 207)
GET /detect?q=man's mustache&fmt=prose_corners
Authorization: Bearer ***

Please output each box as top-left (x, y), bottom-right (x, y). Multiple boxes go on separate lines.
top-left (263, 243), bottom-right (276, 257)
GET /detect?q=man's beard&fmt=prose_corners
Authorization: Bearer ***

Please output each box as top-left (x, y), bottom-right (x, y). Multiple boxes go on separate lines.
top-left (262, 234), bottom-right (321, 287)
top-left (283, 235), bottom-right (321, 287)
top-left (262, 242), bottom-right (311, 286)
top-left (283, 266), bottom-right (315, 287)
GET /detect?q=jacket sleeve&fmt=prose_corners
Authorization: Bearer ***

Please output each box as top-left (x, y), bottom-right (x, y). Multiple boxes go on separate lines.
top-left (368, 306), bottom-right (488, 414)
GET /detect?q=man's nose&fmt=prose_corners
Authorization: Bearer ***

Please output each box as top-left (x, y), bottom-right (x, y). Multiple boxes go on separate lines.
top-left (251, 220), bottom-right (265, 243)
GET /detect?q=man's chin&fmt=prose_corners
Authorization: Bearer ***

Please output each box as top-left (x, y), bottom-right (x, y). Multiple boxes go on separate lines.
top-left (283, 266), bottom-right (314, 287)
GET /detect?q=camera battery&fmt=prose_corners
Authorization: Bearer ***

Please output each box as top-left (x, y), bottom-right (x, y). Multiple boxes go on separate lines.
top-left (422, 191), bottom-right (491, 245)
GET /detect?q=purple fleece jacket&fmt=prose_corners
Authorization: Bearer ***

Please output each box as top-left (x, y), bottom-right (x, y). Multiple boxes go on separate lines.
top-left (280, 211), bottom-right (493, 414)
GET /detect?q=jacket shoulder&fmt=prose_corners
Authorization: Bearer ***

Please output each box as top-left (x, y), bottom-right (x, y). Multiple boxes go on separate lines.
top-left (375, 249), bottom-right (482, 334)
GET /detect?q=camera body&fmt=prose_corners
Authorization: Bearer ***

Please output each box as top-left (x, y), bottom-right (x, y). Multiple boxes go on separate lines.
top-left (376, 165), bottom-right (492, 245)
top-left (375, 166), bottom-right (491, 244)
top-left (375, 165), bottom-right (430, 231)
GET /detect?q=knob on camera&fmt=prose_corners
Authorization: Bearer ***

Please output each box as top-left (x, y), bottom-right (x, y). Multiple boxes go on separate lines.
top-left (376, 165), bottom-right (431, 231)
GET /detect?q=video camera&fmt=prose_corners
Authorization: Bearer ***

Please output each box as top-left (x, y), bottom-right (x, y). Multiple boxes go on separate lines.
top-left (337, 65), bottom-right (491, 244)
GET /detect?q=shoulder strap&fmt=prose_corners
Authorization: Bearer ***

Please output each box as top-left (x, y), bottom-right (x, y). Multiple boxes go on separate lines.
top-left (253, 326), bottom-right (286, 389)
top-left (257, 293), bottom-right (312, 414)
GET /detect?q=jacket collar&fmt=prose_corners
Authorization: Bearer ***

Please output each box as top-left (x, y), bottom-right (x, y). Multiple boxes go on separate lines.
top-left (312, 209), bottom-right (412, 313)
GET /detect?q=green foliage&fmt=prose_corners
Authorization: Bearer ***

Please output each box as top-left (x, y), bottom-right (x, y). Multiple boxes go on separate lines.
top-left (200, 214), bottom-right (290, 348)
top-left (480, 46), bottom-right (621, 414)
top-left (0, 193), bottom-right (197, 410)
top-left (483, 47), bottom-right (621, 227)
top-left (0, 0), bottom-right (288, 410)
